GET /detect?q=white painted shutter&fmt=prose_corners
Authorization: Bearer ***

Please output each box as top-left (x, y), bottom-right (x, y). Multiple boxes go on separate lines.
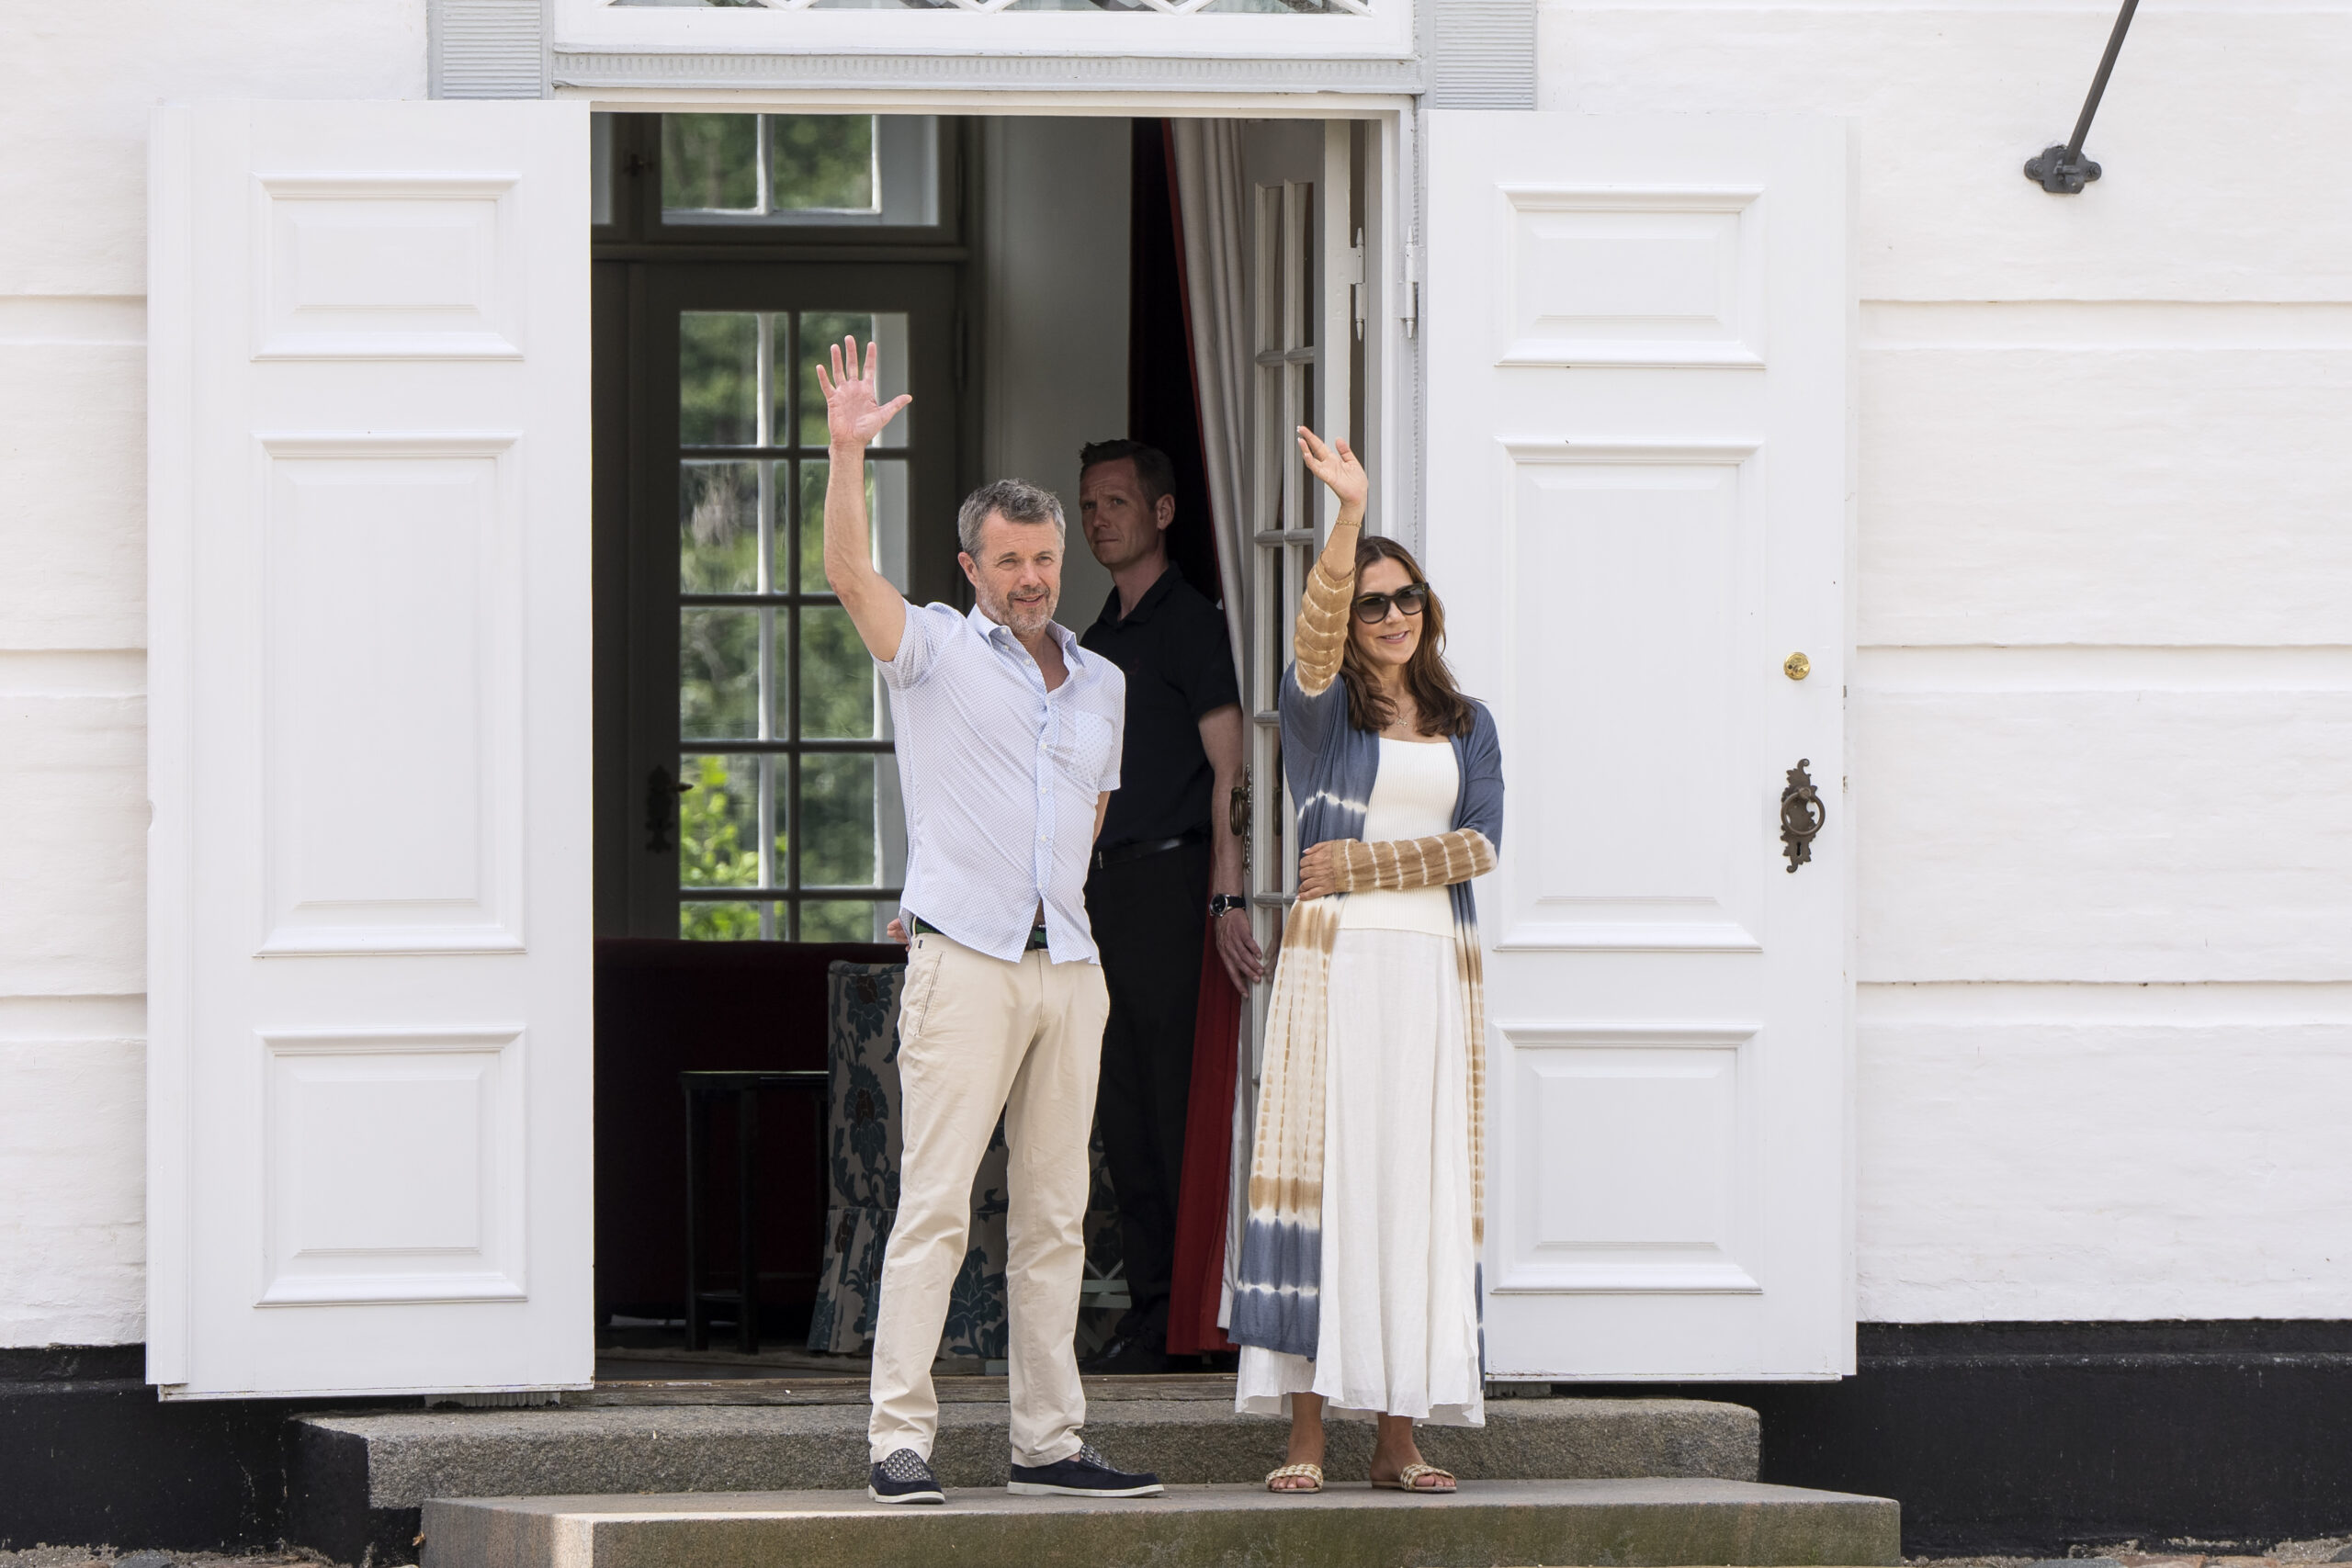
top-left (147, 100), bottom-right (592, 1397)
top-left (1425, 113), bottom-right (1854, 1379)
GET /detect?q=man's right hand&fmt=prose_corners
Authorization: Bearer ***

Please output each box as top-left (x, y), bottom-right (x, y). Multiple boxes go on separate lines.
top-left (816, 334), bottom-right (910, 449)
top-left (817, 334), bottom-right (910, 662)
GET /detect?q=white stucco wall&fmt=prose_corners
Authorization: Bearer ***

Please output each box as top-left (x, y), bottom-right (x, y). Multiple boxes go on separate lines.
top-left (0, 5), bottom-right (429, 1347)
top-left (1536, 0), bottom-right (2352, 1319)
top-left (3, 1), bottom-right (2347, 1348)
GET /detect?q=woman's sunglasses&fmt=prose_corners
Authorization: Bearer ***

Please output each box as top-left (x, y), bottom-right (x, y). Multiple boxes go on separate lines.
top-left (1352, 584), bottom-right (1429, 625)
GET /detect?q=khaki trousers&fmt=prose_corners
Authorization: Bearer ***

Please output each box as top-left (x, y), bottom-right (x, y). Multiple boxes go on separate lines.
top-left (868, 930), bottom-right (1110, 1464)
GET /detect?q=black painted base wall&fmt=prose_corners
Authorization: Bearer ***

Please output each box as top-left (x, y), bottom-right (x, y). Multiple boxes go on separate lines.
top-left (0, 1346), bottom-right (406, 1556)
top-left (1575, 1322), bottom-right (2352, 1556)
top-left (6, 1325), bottom-right (2351, 1559)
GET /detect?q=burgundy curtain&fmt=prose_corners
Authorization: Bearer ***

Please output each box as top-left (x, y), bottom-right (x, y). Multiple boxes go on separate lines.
top-left (1167, 914), bottom-right (1241, 1354)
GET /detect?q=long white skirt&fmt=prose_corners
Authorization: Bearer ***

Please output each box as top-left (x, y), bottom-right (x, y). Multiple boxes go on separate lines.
top-left (1236, 928), bottom-right (1485, 1427)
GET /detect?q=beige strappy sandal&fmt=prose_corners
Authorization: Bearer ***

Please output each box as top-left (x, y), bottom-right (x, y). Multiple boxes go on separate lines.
top-left (1265, 1462), bottom-right (1325, 1494)
top-left (1372, 1462), bottom-right (1457, 1495)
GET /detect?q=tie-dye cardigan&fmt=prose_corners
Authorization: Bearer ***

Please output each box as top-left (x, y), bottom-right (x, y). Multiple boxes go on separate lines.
top-left (1227, 554), bottom-right (1504, 1359)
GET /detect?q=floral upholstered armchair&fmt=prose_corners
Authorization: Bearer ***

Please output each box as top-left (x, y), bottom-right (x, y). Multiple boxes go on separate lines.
top-left (808, 960), bottom-right (1126, 1361)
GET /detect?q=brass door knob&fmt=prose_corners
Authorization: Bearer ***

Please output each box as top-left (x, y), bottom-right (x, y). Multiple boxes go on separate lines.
top-left (1783, 652), bottom-right (1811, 681)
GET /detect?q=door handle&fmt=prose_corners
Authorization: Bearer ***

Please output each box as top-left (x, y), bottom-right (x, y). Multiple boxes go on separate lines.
top-left (1779, 759), bottom-right (1826, 873)
top-left (648, 764), bottom-right (680, 852)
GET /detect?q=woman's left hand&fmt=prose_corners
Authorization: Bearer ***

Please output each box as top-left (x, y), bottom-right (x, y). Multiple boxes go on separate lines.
top-left (1295, 427), bottom-right (1368, 519)
top-left (1296, 840), bottom-right (1354, 902)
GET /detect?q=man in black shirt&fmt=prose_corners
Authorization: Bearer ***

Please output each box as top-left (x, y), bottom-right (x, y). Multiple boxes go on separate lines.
top-left (1074, 439), bottom-right (1263, 1374)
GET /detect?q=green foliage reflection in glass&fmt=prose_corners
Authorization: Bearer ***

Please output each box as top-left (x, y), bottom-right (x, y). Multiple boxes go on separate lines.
top-left (680, 313), bottom-right (758, 446)
top-left (802, 753), bottom-right (878, 886)
top-left (680, 755), bottom-right (762, 940)
top-left (800, 606), bottom-right (876, 741)
top-left (662, 114), bottom-right (876, 219)
top-left (680, 608), bottom-right (762, 739)
top-left (674, 298), bottom-right (905, 941)
top-left (662, 117), bottom-right (760, 214)
top-left (771, 117), bottom-right (875, 212)
top-left (801, 900), bottom-right (886, 942)
top-left (680, 461), bottom-right (759, 592)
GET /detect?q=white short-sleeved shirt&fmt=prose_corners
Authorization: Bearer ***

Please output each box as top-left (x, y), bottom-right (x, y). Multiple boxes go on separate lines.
top-left (879, 601), bottom-right (1126, 964)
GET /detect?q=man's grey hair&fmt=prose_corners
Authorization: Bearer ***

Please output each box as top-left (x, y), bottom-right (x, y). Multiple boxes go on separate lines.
top-left (957, 479), bottom-right (1066, 558)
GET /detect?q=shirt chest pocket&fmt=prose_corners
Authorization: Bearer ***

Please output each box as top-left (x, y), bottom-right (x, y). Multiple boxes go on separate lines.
top-left (1057, 709), bottom-right (1117, 790)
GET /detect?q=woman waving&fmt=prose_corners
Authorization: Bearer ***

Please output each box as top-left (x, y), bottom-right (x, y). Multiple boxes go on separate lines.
top-left (1233, 427), bottom-right (1504, 1496)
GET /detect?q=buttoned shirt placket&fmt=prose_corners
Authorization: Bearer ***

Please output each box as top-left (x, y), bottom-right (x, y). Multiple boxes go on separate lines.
top-left (992, 622), bottom-right (1066, 956)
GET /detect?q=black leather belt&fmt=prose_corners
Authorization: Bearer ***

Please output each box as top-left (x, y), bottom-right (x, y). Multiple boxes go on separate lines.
top-left (911, 916), bottom-right (1050, 952)
top-left (1091, 828), bottom-right (1207, 873)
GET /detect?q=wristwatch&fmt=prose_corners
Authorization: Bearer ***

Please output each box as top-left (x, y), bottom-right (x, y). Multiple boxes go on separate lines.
top-left (1209, 893), bottom-right (1249, 918)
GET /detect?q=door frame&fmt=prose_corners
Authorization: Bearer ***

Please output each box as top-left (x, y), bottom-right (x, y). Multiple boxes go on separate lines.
top-left (591, 103), bottom-right (1399, 950)
top-left (588, 100), bottom-right (1404, 1356)
top-left (575, 88), bottom-right (1419, 547)
top-left (613, 259), bottom-right (962, 942)
top-left (144, 87), bottom-right (1857, 1393)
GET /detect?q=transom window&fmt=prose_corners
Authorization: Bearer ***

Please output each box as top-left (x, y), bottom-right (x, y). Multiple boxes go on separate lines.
top-left (617, 0), bottom-right (1370, 14)
top-left (661, 114), bottom-right (940, 227)
top-left (675, 307), bottom-right (913, 942)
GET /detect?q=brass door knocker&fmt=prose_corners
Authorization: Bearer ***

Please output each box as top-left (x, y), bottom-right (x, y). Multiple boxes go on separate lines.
top-left (1780, 759), bottom-right (1826, 873)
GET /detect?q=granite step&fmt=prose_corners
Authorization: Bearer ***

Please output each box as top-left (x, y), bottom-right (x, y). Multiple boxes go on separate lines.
top-left (290, 1391), bottom-right (1759, 1565)
top-left (419, 1478), bottom-right (1902, 1568)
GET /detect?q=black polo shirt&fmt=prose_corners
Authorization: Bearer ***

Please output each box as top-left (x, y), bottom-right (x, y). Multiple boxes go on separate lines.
top-left (1080, 567), bottom-right (1241, 852)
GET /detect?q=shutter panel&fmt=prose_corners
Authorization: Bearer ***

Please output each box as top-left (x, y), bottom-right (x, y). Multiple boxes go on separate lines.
top-left (1426, 112), bottom-right (1855, 1378)
top-left (147, 100), bottom-right (592, 1396)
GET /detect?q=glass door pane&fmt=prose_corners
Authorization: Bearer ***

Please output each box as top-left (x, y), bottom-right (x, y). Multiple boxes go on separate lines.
top-left (673, 303), bottom-right (914, 942)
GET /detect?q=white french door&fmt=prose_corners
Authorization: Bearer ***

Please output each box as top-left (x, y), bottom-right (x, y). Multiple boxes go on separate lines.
top-left (147, 100), bottom-right (594, 1396)
top-left (138, 96), bottom-right (1844, 1396)
top-left (1219, 123), bottom-right (1359, 1311)
top-left (1426, 113), bottom-right (1855, 1379)
top-left (1238, 120), bottom-right (1355, 1039)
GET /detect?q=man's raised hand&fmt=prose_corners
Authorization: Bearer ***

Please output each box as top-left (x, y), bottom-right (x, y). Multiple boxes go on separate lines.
top-left (816, 334), bottom-right (912, 449)
top-left (817, 333), bottom-right (910, 661)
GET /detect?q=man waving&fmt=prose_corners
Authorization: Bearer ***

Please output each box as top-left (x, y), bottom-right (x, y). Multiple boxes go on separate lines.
top-left (817, 336), bottom-right (1162, 1506)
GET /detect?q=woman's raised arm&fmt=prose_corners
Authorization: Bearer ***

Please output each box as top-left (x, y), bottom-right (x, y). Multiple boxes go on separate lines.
top-left (1292, 427), bottom-right (1368, 694)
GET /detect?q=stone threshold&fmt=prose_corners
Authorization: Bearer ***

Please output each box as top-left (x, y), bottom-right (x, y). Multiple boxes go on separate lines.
top-left (421, 1478), bottom-right (1903, 1568)
top-left (572, 1372), bottom-right (1241, 1405)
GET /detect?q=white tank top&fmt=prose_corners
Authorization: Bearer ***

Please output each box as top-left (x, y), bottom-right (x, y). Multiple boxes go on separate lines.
top-left (1336, 737), bottom-right (1460, 939)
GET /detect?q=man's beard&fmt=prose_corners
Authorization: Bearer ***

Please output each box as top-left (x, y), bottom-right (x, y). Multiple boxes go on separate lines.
top-left (981, 581), bottom-right (1057, 637)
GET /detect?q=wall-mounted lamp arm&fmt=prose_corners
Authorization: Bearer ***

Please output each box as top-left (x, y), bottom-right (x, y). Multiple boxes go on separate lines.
top-left (2023, 0), bottom-right (2141, 195)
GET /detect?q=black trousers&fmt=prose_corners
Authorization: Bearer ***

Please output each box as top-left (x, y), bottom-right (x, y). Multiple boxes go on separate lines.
top-left (1083, 838), bottom-right (1211, 1347)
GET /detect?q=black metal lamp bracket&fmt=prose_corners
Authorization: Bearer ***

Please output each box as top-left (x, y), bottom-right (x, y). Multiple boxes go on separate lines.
top-left (2024, 0), bottom-right (2140, 195)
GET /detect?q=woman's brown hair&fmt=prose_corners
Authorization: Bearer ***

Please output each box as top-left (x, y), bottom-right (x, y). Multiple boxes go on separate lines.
top-left (1338, 535), bottom-right (1476, 739)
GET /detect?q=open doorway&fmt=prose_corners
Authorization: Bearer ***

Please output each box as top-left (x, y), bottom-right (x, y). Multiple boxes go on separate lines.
top-left (585, 108), bottom-right (1362, 1386)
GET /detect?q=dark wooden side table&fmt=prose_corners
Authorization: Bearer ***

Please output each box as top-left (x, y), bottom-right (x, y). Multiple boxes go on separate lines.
top-left (681, 1068), bottom-right (829, 1354)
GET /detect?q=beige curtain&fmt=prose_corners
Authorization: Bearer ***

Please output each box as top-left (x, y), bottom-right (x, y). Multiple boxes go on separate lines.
top-left (1169, 118), bottom-right (1254, 1329)
top-left (1170, 119), bottom-right (1250, 679)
